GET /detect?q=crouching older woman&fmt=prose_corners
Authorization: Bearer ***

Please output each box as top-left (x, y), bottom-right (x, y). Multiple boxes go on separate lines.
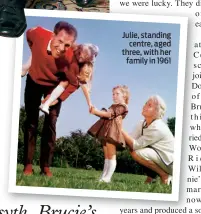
top-left (120, 95), bottom-right (174, 185)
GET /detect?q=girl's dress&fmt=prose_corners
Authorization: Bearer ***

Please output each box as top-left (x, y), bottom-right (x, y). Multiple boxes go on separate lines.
top-left (88, 103), bottom-right (128, 147)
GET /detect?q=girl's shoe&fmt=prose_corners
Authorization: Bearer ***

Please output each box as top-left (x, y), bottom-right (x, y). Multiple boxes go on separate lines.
top-left (39, 104), bottom-right (49, 114)
top-left (99, 178), bottom-right (111, 183)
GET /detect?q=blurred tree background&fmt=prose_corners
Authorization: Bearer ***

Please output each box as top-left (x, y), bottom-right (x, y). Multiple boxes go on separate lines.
top-left (167, 117), bottom-right (176, 136)
top-left (17, 106), bottom-right (175, 175)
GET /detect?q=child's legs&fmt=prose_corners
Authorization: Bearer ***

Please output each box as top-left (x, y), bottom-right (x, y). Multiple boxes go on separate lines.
top-left (99, 141), bottom-right (109, 180)
top-left (42, 82), bottom-right (68, 107)
top-left (60, 81), bottom-right (69, 88)
top-left (102, 142), bottom-right (117, 182)
top-left (59, 83), bottom-right (79, 101)
top-left (103, 141), bottom-right (108, 159)
top-left (106, 142), bottom-right (116, 160)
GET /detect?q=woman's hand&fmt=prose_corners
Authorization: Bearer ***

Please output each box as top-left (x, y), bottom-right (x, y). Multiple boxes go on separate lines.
top-left (42, 95), bottom-right (59, 106)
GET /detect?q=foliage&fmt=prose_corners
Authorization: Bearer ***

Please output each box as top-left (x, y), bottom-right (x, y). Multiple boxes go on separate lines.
top-left (167, 117), bottom-right (175, 136)
top-left (53, 130), bottom-right (104, 170)
top-left (17, 106), bottom-right (175, 175)
top-left (116, 149), bottom-right (144, 175)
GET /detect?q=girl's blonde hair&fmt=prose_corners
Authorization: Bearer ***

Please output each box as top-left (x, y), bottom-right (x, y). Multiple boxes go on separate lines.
top-left (113, 85), bottom-right (130, 104)
top-left (75, 43), bottom-right (99, 93)
top-left (74, 43), bottom-right (99, 63)
top-left (78, 62), bottom-right (94, 92)
top-left (81, 44), bottom-right (99, 63)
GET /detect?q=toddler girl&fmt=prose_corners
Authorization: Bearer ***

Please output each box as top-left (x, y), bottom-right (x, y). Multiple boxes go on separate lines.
top-left (88, 85), bottom-right (130, 183)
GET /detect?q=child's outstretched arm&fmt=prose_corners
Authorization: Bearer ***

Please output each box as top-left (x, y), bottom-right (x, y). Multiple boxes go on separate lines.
top-left (80, 84), bottom-right (93, 112)
top-left (90, 107), bottom-right (112, 118)
top-left (22, 54), bottom-right (32, 77)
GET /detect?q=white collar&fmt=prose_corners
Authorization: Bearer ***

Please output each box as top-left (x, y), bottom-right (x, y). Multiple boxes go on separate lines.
top-left (47, 40), bottom-right (51, 51)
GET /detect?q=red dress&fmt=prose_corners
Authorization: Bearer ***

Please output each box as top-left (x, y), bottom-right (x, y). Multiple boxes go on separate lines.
top-left (88, 103), bottom-right (128, 147)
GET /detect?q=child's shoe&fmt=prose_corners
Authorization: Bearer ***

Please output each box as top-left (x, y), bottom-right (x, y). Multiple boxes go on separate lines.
top-left (99, 177), bottom-right (111, 183)
top-left (39, 104), bottom-right (49, 114)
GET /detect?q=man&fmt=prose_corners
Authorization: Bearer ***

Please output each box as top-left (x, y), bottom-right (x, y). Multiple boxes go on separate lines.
top-left (23, 21), bottom-right (78, 176)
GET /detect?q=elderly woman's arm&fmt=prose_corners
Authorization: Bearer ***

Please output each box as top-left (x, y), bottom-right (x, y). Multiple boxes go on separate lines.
top-left (122, 129), bottom-right (135, 151)
top-left (121, 120), bottom-right (162, 150)
top-left (116, 117), bottom-right (142, 150)
top-left (131, 126), bottom-right (161, 150)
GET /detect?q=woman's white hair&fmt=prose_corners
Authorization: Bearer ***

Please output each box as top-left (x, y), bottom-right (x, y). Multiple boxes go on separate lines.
top-left (149, 95), bottom-right (167, 119)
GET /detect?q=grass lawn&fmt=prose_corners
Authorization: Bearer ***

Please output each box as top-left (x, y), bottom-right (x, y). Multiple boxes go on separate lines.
top-left (16, 164), bottom-right (172, 193)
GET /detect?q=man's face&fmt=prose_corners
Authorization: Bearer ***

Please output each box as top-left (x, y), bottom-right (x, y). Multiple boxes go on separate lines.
top-left (50, 29), bottom-right (75, 58)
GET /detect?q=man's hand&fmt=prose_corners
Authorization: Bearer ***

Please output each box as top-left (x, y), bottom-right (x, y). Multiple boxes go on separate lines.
top-left (21, 68), bottom-right (28, 77)
top-left (89, 103), bottom-right (94, 113)
top-left (90, 106), bottom-right (97, 115)
top-left (42, 95), bottom-right (59, 106)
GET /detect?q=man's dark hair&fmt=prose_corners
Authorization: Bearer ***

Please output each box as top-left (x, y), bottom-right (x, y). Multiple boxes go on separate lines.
top-left (54, 21), bottom-right (77, 40)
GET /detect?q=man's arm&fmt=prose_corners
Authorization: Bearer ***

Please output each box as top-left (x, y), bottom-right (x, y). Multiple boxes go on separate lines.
top-left (26, 27), bottom-right (39, 48)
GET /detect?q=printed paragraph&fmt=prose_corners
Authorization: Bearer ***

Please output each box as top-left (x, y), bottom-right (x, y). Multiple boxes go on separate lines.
top-left (120, 207), bottom-right (199, 213)
top-left (187, 39), bottom-right (201, 204)
top-left (119, 0), bottom-right (196, 8)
